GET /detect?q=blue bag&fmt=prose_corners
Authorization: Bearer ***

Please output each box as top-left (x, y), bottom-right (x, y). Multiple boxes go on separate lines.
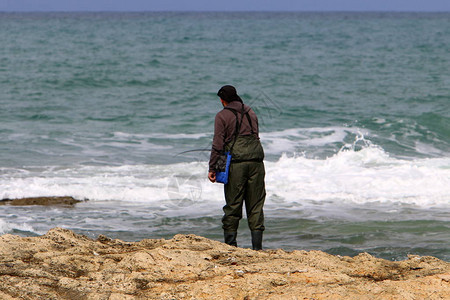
top-left (215, 152), bottom-right (232, 184)
top-left (214, 104), bottom-right (245, 185)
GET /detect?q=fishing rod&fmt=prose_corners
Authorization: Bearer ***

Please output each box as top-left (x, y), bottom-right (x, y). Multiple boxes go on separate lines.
top-left (174, 148), bottom-right (211, 157)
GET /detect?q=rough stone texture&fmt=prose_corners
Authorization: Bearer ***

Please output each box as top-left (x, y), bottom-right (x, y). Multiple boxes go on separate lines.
top-left (0, 228), bottom-right (448, 299)
top-left (0, 196), bottom-right (82, 206)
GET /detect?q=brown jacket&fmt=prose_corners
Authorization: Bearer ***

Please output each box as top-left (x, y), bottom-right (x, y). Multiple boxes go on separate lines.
top-left (209, 101), bottom-right (260, 172)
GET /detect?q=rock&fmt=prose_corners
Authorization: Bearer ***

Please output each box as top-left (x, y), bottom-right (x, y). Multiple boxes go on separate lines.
top-left (0, 196), bottom-right (83, 206)
top-left (0, 227), bottom-right (448, 299)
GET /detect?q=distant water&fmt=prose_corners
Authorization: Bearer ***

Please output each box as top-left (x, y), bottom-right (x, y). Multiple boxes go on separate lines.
top-left (1, 12), bottom-right (449, 261)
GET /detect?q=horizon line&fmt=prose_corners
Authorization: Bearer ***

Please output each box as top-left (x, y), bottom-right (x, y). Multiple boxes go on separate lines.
top-left (1, 10), bottom-right (449, 13)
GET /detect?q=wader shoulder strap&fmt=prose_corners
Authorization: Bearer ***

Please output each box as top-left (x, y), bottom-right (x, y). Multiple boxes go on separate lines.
top-left (225, 106), bottom-right (255, 136)
top-left (245, 112), bottom-right (254, 135)
top-left (224, 107), bottom-right (239, 139)
top-left (224, 104), bottom-right (245, 153)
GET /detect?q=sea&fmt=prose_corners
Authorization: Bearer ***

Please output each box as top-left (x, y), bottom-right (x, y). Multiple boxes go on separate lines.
top-left (1, 12), bottom-right (449, 261)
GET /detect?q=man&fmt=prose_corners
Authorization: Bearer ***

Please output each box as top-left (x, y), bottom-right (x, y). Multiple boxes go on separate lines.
top-left (208, 85), bottom-right (266, 250)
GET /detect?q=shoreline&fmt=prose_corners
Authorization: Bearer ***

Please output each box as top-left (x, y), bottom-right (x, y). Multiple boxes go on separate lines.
top-left (0, 228), bottom-right (449, 299)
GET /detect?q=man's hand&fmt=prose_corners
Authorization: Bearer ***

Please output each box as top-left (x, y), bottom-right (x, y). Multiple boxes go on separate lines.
top-left (208, 171), bottom-right (216, 183)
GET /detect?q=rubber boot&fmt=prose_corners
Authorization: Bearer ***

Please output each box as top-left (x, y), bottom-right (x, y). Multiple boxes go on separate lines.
top-left (251, 231), bottom-right (263, 250)
top-left (224, 231), bottom-right (237, 247)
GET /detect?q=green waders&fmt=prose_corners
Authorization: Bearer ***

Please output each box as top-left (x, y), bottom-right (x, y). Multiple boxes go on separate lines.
top-left (222, 160), bottom-right (265, 249)
top-left (221, 107), bottom-right (266, 250)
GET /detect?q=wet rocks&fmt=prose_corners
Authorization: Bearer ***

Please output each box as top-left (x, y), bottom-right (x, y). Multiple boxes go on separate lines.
top-left (0, 196), bottom-right (83, 206)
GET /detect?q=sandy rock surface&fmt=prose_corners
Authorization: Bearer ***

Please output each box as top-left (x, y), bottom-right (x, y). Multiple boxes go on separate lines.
top-left (0, 228), bottom-right (448, 299)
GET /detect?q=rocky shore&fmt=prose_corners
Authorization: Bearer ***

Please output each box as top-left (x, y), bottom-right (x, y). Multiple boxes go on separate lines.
top-left (0, 196), bottom-right (82, 206)
top-left (0, 228), bottom-right (448, 299)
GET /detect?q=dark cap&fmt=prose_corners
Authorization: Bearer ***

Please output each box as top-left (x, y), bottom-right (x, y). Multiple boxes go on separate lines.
top-left (217, 85), bottom-right (242, 103)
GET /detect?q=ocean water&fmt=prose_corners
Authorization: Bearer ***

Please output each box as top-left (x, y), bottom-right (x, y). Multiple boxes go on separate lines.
top-left (0, 12), bottom-right (449, 261)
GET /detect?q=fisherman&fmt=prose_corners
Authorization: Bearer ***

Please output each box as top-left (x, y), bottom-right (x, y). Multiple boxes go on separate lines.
top-left (208, 85), bottom-right (266, 250)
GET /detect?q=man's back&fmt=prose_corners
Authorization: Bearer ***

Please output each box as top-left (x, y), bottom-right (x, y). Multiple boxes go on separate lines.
top-left (209, 101), bottom-right (263, 172)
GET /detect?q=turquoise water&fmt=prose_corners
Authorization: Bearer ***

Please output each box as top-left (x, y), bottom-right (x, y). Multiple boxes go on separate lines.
top-left (1, 12), bottom-right (449, 261)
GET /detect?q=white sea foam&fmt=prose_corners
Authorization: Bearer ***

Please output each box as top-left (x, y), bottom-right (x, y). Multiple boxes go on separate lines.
top-left (0, 163), bottom-right (216, 205)
top-left (0, 219), bottom-right (36, 235)
top-left (260, 127), bottom-right (368, 154)
top-left (0, 219), bottom-right (10, 234)
top-left (265, 147), bottom-right (450, 207)
top-left (1, 142), bottom-right (449, 208)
